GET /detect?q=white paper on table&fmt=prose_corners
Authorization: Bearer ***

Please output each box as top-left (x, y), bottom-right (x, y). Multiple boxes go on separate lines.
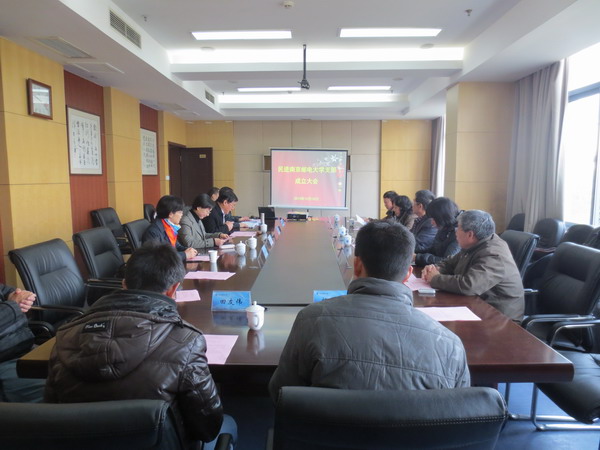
top-left (415, 306), bottom-right (481, 322)
top-left (355, 215), bottom-right (366, 225)
top-left (204, 334), bottom-right (239, 364)
top-left (187, 255), bottom-right (210, 262)
top-left (220, 244), bottom-right (235, 250)
top-left (230, 231), bottom-right (257, 238)
top-left (184, 271), bottom-right (236, 281)
top-left (175, 289), bottom-right (201, 302)
top-left (404, 273), bottom-right (432, 291)
top-left (239, 221), bottom-right (259, 229)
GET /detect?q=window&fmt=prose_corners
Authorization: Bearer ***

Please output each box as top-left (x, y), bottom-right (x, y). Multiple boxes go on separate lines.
top-left (562, 43), bottom-right (600, 225)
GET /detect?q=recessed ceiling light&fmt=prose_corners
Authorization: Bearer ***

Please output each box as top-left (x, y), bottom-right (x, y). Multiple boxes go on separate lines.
top-left (192, 30), bottom-right (292, 40)
top-left (339, 28), bottom-right (441, 38)
top-left (328, 86), bottom-right (391, 91)
top-left (238, 87), bottom-right (301, 92)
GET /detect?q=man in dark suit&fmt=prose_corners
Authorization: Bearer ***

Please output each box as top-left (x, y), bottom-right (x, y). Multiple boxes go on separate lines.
top-left (203, 190), bottom-right (238, 234)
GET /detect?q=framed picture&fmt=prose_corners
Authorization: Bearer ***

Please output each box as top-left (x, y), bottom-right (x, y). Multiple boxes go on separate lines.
top-left (27, 79), bottom-right (52, 119)
top-left (67, 107), bottom-right (102, 175)
top-left (141, 129), bottom-right (158, 175)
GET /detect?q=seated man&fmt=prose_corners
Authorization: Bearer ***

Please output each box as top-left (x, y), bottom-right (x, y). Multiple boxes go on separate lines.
top-left (382, 190), bottom-right (397, 219)
top-left (45, 243), bottom-right (236, 448)
top-left (203, 190), bottom-right (238, 234)
top-left (269, 221), bottom-right (470, 400)
top-left (422, 210), bottom-right (524, 322)
top-left (411, 189), bottom-right (437, 252)
top-left (0, 284), bottom-right (45, 402)
top-left (219, 187), bottom-right (249, 231)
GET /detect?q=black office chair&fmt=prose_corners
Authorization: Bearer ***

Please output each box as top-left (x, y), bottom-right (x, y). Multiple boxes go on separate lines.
top-left (144, 203), bottom-right (156, 222)
top-left (73, 227), bottom-right (125, 281)
top-left (526, 319), bottom-right (600, 430)
top-left (90, 207), bottom-right (132, 254)
top-left (560, 223), bottom-right (594, 245)
top-left (0, 399), bottom-right (232, 449)
top-left (522, 242), bottom-right (600, 350)
top-left (123, 219), bottom-right (151, 251)
top-left (506, 213), bottom-right (525, 232)
top-left (584, 226), bottom-right (600, 250)
top-left (500, 230), bottom-right (539, 278)
top-left (531, 218), bottom-right (566, 261)
top-left (267, 386), bottom-right (507, 450)
top-left (8, 239), bottom-right (117, 338)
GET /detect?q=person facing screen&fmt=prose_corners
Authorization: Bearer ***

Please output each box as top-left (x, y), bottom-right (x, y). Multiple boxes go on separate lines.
top-left (392, 195), bottom-right (416, 229)
top-left (268, 220), bottom-right (470, 400)
top-left (411, 190), bottom-right (437, 252)
top-left (382, 190), bottom-right (398, 219)
top-left (202, 190), bottom-right (237, 234)
top-left (179, 193), bottom-right (230, 249)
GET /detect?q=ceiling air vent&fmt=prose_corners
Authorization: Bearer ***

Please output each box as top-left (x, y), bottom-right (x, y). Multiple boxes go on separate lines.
top-left (33, 37), bottom-right (92, 58)
top-left (110, 10), bottom-right (141, 48)
top-left (205, 90), bottom-right (215, 104)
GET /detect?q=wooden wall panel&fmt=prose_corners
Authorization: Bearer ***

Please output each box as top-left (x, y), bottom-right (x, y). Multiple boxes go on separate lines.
top-left (64, 71), bottom-right (108, 233)
top-left (140, 104), bottom-right (160, 206)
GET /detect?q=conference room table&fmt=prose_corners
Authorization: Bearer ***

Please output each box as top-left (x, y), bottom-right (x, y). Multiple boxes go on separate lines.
top-left (18, 219), bottom-right (573, 387)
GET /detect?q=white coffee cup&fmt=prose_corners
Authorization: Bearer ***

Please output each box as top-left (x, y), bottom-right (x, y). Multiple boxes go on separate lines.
top-left (246, 236), bottom-right (257, 249)
top-left (235, 242), bottom-right (246, 255)
top-left (338, 226), bottom-right (347, 237)
top-left (260, 223), bottom-right (268, 233)
top-left (246, 301), bottom-right (265, 330)
top-left (343, 234), bottom-right (353, 246)
top-left (208, 249), bottom-right (218, 263)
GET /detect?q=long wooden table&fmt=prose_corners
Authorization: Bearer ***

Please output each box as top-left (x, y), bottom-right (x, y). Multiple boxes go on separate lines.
top-left (18, 220), bottom-right (573, 386)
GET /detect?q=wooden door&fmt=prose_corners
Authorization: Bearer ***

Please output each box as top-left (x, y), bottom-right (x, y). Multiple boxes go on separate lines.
top-left (168, 144), bottom-right (213, 205)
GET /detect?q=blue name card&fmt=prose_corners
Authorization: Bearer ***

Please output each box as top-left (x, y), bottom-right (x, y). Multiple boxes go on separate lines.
top-left (313, 290), bottom-right (347, 303)
top-left (211, 291), bottom-right (252, 311)
top-left (276, 225), bottom-right (282, 234)
top-left (267, 234), bottom-right (274, 246)
top-left (280, 218), bottom-right (286, 227)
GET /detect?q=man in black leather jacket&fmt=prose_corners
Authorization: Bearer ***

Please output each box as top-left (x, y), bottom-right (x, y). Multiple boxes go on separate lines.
top-left (45, 243), bottom-right (236, 448)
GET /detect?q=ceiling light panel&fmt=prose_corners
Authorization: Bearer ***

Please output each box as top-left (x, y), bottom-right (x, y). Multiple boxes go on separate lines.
top-left (238, 87), bottom-right (301, 92)
top-left (340, 28), bottom-right (441, 38)
top-left (328, 86), bottom-right (391, 91)
top-left (192, 30), bottom-right (292, 40)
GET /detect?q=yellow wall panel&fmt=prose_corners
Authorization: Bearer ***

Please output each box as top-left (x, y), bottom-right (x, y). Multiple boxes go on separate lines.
top-left (158, 111), bottom-right (187, 195)
top-left (3, 112), bottom-right (69, 184)
top-left (382, 120), bottom-right (431, 150)
top-left (456, 83), bottom-right (515, 134)
top-left (187, 121), bottom-right (235, 189)
top-left (108, 181), bottom-right (143, 223)
top-left (105, 134), bottom-right (142, 183)
top-left (381, 149), bottom-right (430, 182)
top-left (454, 181), bottom-right (508, 230)
top-left (455, 132), bottom-right (511, 183)
top-left (5, 183), bottom-right (72, 247)
top-left (103, 87), bottom-right (139, 138)
top-left (292, 121), bottom-right (322, 148)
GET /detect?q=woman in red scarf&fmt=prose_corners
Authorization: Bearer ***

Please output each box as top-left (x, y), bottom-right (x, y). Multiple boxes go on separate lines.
top-left (142, 195), bottom-right (197, 261)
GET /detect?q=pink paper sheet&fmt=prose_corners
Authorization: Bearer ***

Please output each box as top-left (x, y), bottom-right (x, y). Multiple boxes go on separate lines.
top-left (175, 289), bottom-right (201, 302)
top-left (415, 306), bottom-right (481, 322)
top-left (186, 255), bottom-right (211, 262)
top-left (230, 231), bottom-right (257, 238)
top-left (184, 271), bottom-right (236, 280)
top-left (204, 334), bottom-right (239, 364)
top-left (404, 273), bottom-right (432, 291)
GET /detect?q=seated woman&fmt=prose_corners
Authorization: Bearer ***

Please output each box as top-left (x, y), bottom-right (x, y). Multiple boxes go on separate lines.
top-left (142, 195), bottom-right (197, 261)
top-left (392, 195), bottom-right (416, 229)
top-left (411, 190), bottom-right (437, 252)
top-left (414, 197), bottom-right (460, 266)
top-left (179, 194), bottom-right (230, 250)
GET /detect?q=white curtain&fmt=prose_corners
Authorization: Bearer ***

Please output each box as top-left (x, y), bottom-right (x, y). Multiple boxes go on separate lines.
top-left (506, 60), bottom-right (569, 232)
top-left (430, 116), bottom-right (445, 197)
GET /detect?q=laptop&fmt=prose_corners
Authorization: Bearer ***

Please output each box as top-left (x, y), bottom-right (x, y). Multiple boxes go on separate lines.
top-left (258, 206), bottom-right (276, 220)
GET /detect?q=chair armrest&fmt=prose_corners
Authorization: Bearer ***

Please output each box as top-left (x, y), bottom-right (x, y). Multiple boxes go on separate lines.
top-left (29, 304), bottom-right (86, 315)
top-left (214, 433), bottom-right (233, 450)
top-left (27, 319), bottom-right (56, 341)
top-left (522, 314), bottom-right (594, 331)
top-left (547, 318), bottom-right (600, 346)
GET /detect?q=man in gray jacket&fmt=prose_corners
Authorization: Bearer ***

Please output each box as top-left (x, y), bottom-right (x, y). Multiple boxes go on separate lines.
top-left (269, 221), bottom-right (470, 401)
top-left (422, 210), bottom-right (524, 322)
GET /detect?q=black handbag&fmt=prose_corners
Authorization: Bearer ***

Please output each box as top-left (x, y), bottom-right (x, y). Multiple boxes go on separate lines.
top-left (0, 301), bottom-right (34, 362)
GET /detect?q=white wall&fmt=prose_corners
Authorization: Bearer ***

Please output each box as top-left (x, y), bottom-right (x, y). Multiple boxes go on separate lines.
top-left (233, 120), bottom-right (381, 219)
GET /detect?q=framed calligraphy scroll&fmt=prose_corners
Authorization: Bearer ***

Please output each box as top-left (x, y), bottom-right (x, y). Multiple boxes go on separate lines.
top-left (141, 129), bottom-right (158, 175)
top-left (67, 108), bottom-right (102, 174)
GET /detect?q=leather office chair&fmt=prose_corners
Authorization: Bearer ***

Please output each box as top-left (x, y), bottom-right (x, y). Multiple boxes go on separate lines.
top-left (584, 226), bottom-right (600, 250)
top-left (522, 242), bottom-right (600, 350)
top-left (531, 218), bottom-right (566, 261)
top-left (90, 207), bottom-right (132, 254)
top-left (506, 213), bottom-right (525, 232)
top-left (499, 230), bottom-right (539, 278)
top-left (527, 319), bottom-right (600, 430)
top-left (0, 399), bottom-right (232, 449)
top-left (73, 227), bottom-right (125, 280)
top-left (267, 386), bottom-right (507, 450)
top-left (123, 219), bottom-right (151, 251)
top-left (560, 223), bottom-right (594, 245)
top-left (144, 203), bottom-right (157, 222)
top-left (8, 239), bottom-right (117, 338)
